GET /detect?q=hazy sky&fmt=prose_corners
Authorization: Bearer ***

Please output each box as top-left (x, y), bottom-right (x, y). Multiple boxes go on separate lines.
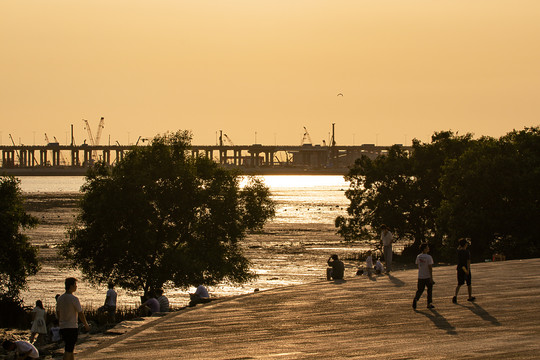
top-left (1, 0), bottom-right (539, 146)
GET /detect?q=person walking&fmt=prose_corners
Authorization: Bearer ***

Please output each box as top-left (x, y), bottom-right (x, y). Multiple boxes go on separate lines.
top-left (413, 243), bottom-right (435, 310)
top-left (380, 225), bottom-right (393, 273)
top-left (29, 300), bottom-right (47, 344)
top-left (56, 277), bottom-right (90, 360)
top-left (453, 238), bottom-right (476, 303)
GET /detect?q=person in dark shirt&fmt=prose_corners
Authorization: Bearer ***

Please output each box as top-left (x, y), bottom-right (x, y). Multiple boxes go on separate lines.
top-left (327, 254), bottom-right (345, 280)
top-left (453, 238), bottom-right (476, 303)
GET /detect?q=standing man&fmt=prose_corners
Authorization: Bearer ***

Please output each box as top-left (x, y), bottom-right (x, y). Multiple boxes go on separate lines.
top-left (413, 243), bottom-right (435, 310)
top-left (56, 277), bottom-right (90, 360)
top-left (380, 225), bottom-right (393, 273)
top-left (453, 238), bottom-right (476, 303)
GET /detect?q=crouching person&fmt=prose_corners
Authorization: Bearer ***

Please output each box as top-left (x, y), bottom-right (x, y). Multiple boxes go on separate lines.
top-left (189, 285), bottom-right (210, 307)
top-left (2, 340), bottom-right (39, 360)
top-left (326, 254), bottom-right (345, 280)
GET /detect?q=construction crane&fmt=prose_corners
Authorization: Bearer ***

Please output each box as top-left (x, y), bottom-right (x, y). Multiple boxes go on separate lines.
top-left (8, 134), bottom-right (20, 163)
top-left (135, 136), bottom-right (148, 146)
top-left (218, 130), bottom-right (235, 146)
top-left (223, 133), bottom-right (235, 146)
top-left (44, 133), bottom-right (58, 145)
top-left (83, 117), bottom-right (105, 161)
top-left (82, 119), bottom-right (95, 145)
top-left (301, 126), bottom-right (313, 146)
top-left (95, 117), bottom-right (105, 147)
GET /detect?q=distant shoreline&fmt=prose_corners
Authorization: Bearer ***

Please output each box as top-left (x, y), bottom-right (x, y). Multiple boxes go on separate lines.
top-left (2, 166), bottom-right (349, 177)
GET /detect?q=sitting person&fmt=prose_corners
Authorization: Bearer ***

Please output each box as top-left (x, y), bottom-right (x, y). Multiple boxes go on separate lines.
top-left (2, 340), bottom-right (39, 360)
top-left (98, 282), bottom-right (117, 323)
top-left (50, 319), bottom-right (61, 343)
top-left (156, 289), bottom-right (169, 312)
top-left (326, 254), bottom-right (345, 280)
top-left (189, 285), bottom-right (210, 307)
top-left (139, 295), bottom-right (160, 316)
top-left (365, 250), bottom-right (374, 276)
top-left (374, 259), bottom-right (384, 274)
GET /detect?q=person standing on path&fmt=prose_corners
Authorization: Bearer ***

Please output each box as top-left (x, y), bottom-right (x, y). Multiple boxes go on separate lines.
top-left (29, 300), bottom-right (47, 344)
top-left (413, 243), bottom-right (435, 310)
top-left (380, 225), bottom-right (393, 273)
top-left (56, 277), bottom-right (90, 360)
top-left (453, 238), bottom-right (476, 303)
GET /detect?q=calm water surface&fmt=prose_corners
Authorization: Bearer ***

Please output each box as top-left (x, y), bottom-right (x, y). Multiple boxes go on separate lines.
top-left (19, 175), bottom-right (351, 225)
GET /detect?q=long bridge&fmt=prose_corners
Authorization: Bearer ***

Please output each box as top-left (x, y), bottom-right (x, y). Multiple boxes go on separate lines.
top-left (0, 143), bottom-right (411, 175)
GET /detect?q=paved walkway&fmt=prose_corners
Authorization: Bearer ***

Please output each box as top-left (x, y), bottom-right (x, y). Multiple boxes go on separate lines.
top-left (79, 259), bottom-right (540, 359)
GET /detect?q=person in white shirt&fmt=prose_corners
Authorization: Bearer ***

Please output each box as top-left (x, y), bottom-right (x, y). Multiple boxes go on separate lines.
top-left (98, 282), bottom-right (117, 323)
top-left (365, 250), bottom-right (373, 276)
top-left (30, 299), bottom-right (47, 344)
top-left (189, 285), bottom-right (210, 307)
top-left (157, 289), bottom-right (170, 312)
top-left (2, 340), bottom-right (39, 359)
top-left (380, 225), bottom-right (394, 273)
top-left (413, 243), bottom-right (435, 310)
top-left (56, 277), bottom-right (90, 360)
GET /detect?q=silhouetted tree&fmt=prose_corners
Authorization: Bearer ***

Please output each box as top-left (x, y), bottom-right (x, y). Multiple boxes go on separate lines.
top-left (0, 176), bottom-right (39, 299)
top-left (61, 131), bottom-right (275, 296)
top-left (336, 131), bottom-right (473, 260)
top-left (337, 127), bottom-right (540, 262)
top-left (439, 127), bottom-right (540, 260)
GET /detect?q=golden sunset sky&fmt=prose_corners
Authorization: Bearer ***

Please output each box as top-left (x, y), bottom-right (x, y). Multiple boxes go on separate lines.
top-left (1, 0), bottom-right (539, 146)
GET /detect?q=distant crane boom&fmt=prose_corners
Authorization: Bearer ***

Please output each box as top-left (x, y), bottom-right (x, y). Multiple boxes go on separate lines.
top-left (95, 117), bottom-right (105, 146)
top-left (83, 117), bottom-right (105, 162)
top-left (8, 134), bottom-right (20, 162)
top-left (301, 126), bottom-right (313, 145)
top-left (83, 119), bottom-right (96, 146)
top-left (223, 134), bottom-right (235, 146)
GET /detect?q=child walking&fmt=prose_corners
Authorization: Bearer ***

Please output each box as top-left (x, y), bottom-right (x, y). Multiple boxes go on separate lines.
top-left (413, 243), bottom-right (434, 310)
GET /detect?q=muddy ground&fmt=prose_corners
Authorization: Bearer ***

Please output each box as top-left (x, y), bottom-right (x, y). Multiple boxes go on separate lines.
top-left (20, 192), bottom-right (372, 310)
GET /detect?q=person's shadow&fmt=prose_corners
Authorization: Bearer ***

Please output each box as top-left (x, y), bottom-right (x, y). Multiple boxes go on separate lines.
top-left (415, 308), bottom-right (458, 335)
top-left (333, 279), bottom-right (347, 284)
top-left (386, 273), bottom-right (406, 287)
top-left (459, 302), bottom-right (501, 326)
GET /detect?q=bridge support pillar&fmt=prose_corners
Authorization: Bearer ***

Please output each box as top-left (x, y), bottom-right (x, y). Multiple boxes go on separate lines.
top-left (52, 149), bottom-right (60, 166)
top-left (116, 150), bottom-right (124, 163)
top-left (71, 150), bottom-right (80, 166)
top-left (40, 150), bottom-right (48, 166)
top-left (103, 150), bottom-right (111, 165)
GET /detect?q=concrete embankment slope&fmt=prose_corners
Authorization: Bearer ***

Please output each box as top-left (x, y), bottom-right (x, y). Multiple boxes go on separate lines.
top-left (79, 259), bottom-right (540, 359)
